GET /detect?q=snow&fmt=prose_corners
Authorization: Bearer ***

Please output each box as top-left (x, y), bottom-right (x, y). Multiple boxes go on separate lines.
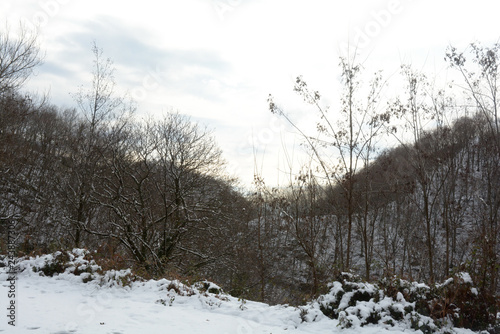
top-left (457, 272), bottom-right (473, 284)
top-left (395, 292), bottom-right (405, 302)
top-left (0, 271), bottom-right (322, 334)
top-left (0, 252), bottom-right (481, 334)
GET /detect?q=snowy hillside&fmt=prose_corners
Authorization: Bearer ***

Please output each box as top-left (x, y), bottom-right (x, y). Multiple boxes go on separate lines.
top-left (0, 250), bottom-right (484, 334)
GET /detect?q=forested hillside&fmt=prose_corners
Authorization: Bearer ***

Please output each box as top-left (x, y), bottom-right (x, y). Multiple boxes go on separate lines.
top-left (0, 26), bottom-right (498, 330)
top-left (0, 32), bottom-right (252, 284)
top-left (260, 48), bottom-right (499, 307)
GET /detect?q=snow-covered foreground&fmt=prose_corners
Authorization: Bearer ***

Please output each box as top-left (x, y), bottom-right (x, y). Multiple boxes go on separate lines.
top-left (0, 252), bottom-right (478, 334)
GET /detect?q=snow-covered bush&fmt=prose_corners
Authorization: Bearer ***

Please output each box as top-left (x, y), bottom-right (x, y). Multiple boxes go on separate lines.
top-left (316, 272), bottom-right (498, 333)
top-left (195, 280), bottom-right (224, 295)
top-left (23, 249), bottom-right (101, 281)
top-left (99, 268), bottom-right (140, 288)
top-left (15, 248), bottom-right (141, 287)
top-left (381, 272), bottom-right (498, 331)
top-left (155, 279), bottom-right (229, 309)
top-left (317, 273), bottom-right (438, 332)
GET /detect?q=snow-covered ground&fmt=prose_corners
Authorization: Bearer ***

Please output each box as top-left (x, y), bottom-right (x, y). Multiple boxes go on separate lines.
top-left (0, 251), bottom-right (479, 334)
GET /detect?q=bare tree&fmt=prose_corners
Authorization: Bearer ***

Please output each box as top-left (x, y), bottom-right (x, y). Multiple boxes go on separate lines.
top-left (446, 43), bottom-right (500, 140)
top-left (152, 112), bottom-right (226, 271)
top-left (63, 43), bottom-right (133, 247)
top-left (86, 112), bottom-right (230, 275)
top-left (268, 55), bottom-right (391, 275)
top-left (0, 23), bottom-right (43, 94)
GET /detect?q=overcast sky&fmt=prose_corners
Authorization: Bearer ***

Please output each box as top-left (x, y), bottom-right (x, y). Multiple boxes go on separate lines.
top-left (2, 0), bottom-right (499, 187)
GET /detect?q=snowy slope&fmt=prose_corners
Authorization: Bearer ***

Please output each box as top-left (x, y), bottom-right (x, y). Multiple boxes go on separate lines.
top-left (0, 251), bottom-right (478, 334)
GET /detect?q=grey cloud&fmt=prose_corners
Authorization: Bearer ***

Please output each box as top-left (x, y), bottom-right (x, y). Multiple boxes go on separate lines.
top-left (67, 17), bottom-right (228, 92)
top-left (39, 15), bottom-right (233, 103)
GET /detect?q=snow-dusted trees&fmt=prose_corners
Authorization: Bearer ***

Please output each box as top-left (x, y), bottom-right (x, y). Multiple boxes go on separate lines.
top-left (86, 112), bottom-right (234, 275)
top-left (152, 113), bottom-right (225, 262)
top-left (250, 168), bottom-right (337, 302)
top-left (0, 26), bottom-right (48, 248)
top-left (446, 43), bottom-right (500, 295)
top-left (0, 92), bottom-right (77, 252)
